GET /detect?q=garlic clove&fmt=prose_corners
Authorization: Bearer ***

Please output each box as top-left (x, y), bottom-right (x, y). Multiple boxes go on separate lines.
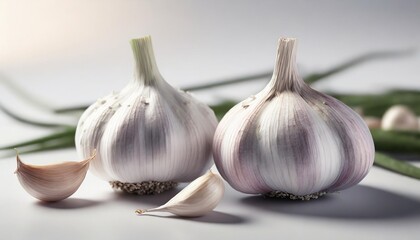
top-left (15, 151), bottom-right (96, 202)
top-left (381, 105), bottom-right (419, 131)
top-left (135, 171), bottom-right (225, 217)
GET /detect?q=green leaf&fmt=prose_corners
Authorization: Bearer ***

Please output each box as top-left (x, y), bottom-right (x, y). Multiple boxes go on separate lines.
top-left (210, 101), bottom-right (237, 120)
top-left (2, 48), bottom-right (415, 167)
top-left (54, 106), bottom-right (90, 114)
top-left (0, 103), bottom-right (70, 128)
top-left (374, 152), bottom-right (420, 180)
top-left (183, 71), bottom-right (272, 92)
top-left (305, 49), bottom-right (413, 84)
top-left (17, 139), bottom-right (75, 155)
top-left (54, 49), bottom-right (411, 114)
top-left (371, 129), bottom-right (420, 155)
top-left (333, 89), bottom-right (420, 117)
top-left (0, 128), bottom-right (76, 151)
top-left (0, 73), bottom-right (54, 111)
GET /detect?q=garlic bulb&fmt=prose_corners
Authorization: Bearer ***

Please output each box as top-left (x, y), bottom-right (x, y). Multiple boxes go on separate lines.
top-left (136, 170), bottom-right (224, 217)
top-left (381, 105), bottom-right (418, 131)
top-left (15, 152), bottom-right (95, 202)
top-left (213, 38), bottom-right (375, 199)
top-left (75, 36), bottom-right (218, 194)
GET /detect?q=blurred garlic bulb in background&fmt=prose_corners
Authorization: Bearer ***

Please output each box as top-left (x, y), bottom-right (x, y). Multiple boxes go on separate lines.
top-left (381, 105), bottom-right (419, 131)
top-left (213, 38), bottom-right (375, 200)
top-left (75, 36), bottom-right (218, 194)
top-left (15, 152), bottom-right (95, 202)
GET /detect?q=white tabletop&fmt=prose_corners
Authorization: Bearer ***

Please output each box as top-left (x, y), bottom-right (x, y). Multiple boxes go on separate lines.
top-left (1, 153), bottom-right (420, 240)
top-left (1, 1), bottom-right (420, 239)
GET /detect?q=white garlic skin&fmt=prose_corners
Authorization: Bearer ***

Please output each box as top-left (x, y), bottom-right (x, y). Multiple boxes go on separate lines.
top-left (15, 154), bottom-right (94, 202)
top-left (213, 38), bottom-right (375, 196)
top-left (137, 171), bottom-right (225, 217)
top-left (381, 105), bottom-right (418, 131)
top-left (75, 36), bottom-right (218, 183)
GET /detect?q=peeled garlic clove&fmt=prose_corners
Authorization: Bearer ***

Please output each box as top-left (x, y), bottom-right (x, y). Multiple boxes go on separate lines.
top-left (75, 36), bottom-right (218, 194)
top-left (381, 105), bottom-right (418, 131)
top-left (136, 171), bottom-right (224, 217)
top-left (15, 152), bottom-right (95, 202)
top-left (213, 38), bottom-right (375, 199)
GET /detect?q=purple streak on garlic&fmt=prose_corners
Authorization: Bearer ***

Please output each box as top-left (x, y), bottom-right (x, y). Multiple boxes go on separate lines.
top-left (213, 38), bottom-right (375, 198)
top-left (75, 36), bottom-right (217, 192)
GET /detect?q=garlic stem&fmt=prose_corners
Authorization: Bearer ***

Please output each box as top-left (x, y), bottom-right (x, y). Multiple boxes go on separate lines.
top-left (130, 36), bottom-right (160, 85)
top-left (270, 38), bottom-right (302, 92)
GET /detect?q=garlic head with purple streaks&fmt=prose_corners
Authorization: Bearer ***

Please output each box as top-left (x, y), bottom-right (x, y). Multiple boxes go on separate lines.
top-left (75, 36), bottom-right (218, 194)
top-left (213, 38), bottom-right (375, 200)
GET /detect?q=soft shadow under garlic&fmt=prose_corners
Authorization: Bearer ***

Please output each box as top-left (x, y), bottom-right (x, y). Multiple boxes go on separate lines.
top-left (138, 211), bottom-right (249, 225)
top-left (240, 185), bottom-right (420, 220)
top-left (36, 198), bottom-right (102, 209)
top-left (110, 186), bottom-right (183, 206)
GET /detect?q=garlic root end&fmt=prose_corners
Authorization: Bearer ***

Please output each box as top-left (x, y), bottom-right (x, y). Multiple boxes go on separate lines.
top-left (110, 181), bottom-right (178, 195)
top-left (264, 191), bottom-right (327, 200)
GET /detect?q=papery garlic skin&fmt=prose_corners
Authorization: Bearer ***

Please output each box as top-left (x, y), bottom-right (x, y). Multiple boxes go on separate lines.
top-left (136, 171), bottom-right (225, 217)
top-left (213, 38), bottom-right (375, 197)
top-left (15, 153), bottom-right (94, 202)
top-left (381, 105), bottom-right (418, 131)
top-left (75, 36), bottom-right (217, 188)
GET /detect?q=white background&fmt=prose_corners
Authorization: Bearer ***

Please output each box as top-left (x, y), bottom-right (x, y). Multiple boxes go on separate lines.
top-left (1, 1), bottom-right (420, 239)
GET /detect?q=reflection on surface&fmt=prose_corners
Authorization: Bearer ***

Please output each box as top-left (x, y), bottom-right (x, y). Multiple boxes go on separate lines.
top-left (240, 185), bottom-right (420, 219)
